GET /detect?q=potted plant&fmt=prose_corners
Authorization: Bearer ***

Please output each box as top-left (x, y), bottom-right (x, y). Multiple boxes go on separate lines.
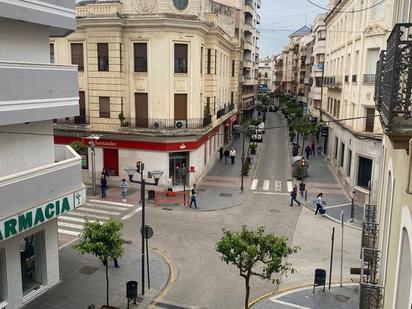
top-left (289, 131), bottom-right (296, 141)
top-left (250, 143), bottom-right (257, 155)
top-left (242, 160), bottom-right (250, 176)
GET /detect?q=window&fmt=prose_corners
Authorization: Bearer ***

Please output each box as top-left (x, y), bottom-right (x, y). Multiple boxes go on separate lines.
top-left (174, 94), bottom-right (187, 120)
top-left (365, 108), bottom-right (375, 132)
top-left (97, 43), bottom-right (109, 71)
top-left (318, 30), bottom-right (326, 40)
top-left (20, 231), bottom-right (45, 296)
top-left (334, 137), bottom-right (338, 159)
top-left (71, 43), bottom-right (84, 71)
top-left (231, 60), bottom-right (235, 77)
top-left (357, 156), bottom-right (372, 188)
top-left (340, 142), bottom-right (345, 167)
top-left (201, 47), bottom-right (203, 74)
top-left (207, 49), bottom-right (211, 74)
top-left (75, 91), bottom-right (86, 124)
top-left (99, 97), bottom-right (110, 118)
top-left (134, 43), bottom-right (147, 72)
top-left (347, 149), bottom-right (352, 176)
top-left (174, 44), bottom-right (187, 73)
top-left (365, 48), bottom-right (380, 75)
top-left (231, 92), bottom-right (234, 105)
top-left (264, 72), bottom-right (268, 78)
top-left (50, 43), bottom-right (55, 63)
top-left (135, 93), bottom-right (148, 128)
top-left (214, 49), bottom-right (217, 75)
top-left (315, 77), bottom-right (322, 87)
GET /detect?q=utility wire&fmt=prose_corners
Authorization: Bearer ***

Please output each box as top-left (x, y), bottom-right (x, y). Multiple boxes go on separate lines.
top-left (306, 0), bottom-right (385, 14)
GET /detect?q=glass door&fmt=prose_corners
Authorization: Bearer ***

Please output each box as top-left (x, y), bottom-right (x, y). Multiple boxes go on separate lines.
top-left (169, 154), bottom-right (188, 186)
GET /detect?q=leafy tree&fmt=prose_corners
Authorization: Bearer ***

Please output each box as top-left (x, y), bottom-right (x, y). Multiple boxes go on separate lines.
top-left (291, 116), bottom-right (319, 155)
top-left (70, 141), bottom-right (86, 154)
top-left (74, 219), bottom-right (124, 308)
top-left (216, 226), bottom-right (298, 309)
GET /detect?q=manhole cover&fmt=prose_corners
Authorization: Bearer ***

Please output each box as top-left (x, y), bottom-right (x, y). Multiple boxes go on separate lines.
top-left (79, 265), bottom-right (99, 275)
top-left (270, 209), bottom-right (280, 213)
top-left (335, 295), bottom-right (350, 303)
top-left (162, 208), bottom-right (173, 211)
top-left (219, 193), bottom-right (233, 197)
top-left (122, 239), bottom-right (132, 245)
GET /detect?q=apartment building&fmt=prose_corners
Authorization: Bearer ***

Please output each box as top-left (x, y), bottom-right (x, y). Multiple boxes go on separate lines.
top-left (0, 1), bottom-right (85, 308)
top-left (257, 56), bottom-right (275, 92)
top-left (274, 54), bottom-right (283, 91)
top-left (369, 4), bottom-right (412, 308)
top-left (281, 26), bottom-right (311, 95)
top-left (321, 0), bottom-right (391, 203)
top-left (241, 0), bottom-right (261, 118)
top-left (309, 14), bottom-right (326, 119)
top-left (52, 0), bottom-right (245, 188)
top-left (297, 32), bottom-right (314, 108)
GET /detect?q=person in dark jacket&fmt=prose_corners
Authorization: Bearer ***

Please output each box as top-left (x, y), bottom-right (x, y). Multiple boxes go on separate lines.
top-left (290, 185), bottom-right (301, 206)
top-left (305, 145), bottom-right (311, 159)
top-left (224, 149), bottom-right (230, 164)
top-left (100, 176), bottom-right (107, 198)
top-left (219, 147), bottom-right (224, 162)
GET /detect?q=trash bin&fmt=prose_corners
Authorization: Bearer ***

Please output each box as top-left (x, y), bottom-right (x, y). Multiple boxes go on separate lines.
top-left (148, 190), bottom-right (155, 203)
top-left (313, 268), bottom-right (326, 292)
top-left (126, 281), bottom-right (138, 308)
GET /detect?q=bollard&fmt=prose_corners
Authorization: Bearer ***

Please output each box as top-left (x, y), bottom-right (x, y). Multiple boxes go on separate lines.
top-left (305, 190), bottom-right (308, 201)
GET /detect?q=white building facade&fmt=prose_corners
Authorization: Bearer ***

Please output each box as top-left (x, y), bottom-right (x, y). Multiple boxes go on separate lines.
top-left (258, 56), bottom-right (275, 92)
top-left (0, 1), bottom-right (85, 308)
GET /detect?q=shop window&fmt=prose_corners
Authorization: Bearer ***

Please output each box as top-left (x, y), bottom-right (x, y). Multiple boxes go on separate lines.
top-left (20, 231), bottom-right (45, 296)
top-left (97, 43), bottom-right (109, 71)
top-left (80, 146), bottom-right (88, 170)
top-left (99, 97), bottom-right (110, 118)
top-left (0, 248), bottom-right (6, 302)
top-left (71, 43), bottom-right (84, 71)
top-left (357, 156), bottom-right (373, 188)
top-left (174, 44), bottom-right (187, 73)
top-left (134, 43), bottom-right (147, 72)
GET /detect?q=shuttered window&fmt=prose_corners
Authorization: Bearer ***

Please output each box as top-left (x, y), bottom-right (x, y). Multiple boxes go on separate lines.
top-left (97, 43), bottom-right (109, 71)
top-left (365, 108), bottom-right (375, 132)
top-left (174, 94), bottom-right (187, 120)
top-left (71, 43), bottom-right (84, 71)
top-left (207, 49), bottom-right (212, 74)
top-left (200, 47), bottom-right (203, 74)
top-left (174, 44), bottom-right (187, 73)
top-left (135, 93), bottom-right (148, 128)
top-left (99, 97), bottom-right (110, 118)
top-left (134, 43), bottom-right (147, 72)
top-left (75, 91), bottom-right (86, 124)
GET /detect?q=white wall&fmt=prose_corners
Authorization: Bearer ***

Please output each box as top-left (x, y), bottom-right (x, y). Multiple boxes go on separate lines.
top-left (0, 121), bottom-right (55, 177)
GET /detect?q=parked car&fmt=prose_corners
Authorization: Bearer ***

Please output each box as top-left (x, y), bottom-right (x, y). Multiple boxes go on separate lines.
top-left (250, 133), bottom-right (263, 143)
top-left (257, 122), bottom-right (265, 134)
top-left (269, 105), bottom-right (278, 112)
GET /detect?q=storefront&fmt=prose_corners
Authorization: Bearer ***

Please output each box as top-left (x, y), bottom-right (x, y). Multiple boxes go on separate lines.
top-left (0, 189), bottom-right (85, 308)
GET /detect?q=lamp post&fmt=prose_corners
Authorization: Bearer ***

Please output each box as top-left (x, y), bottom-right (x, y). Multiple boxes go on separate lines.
top-left (299, 158), bottom-right (306, 196)
top-left (125, 163), bottom-right (163, 296)
top-left (349, 189), bottom-right (356, 223)
top-left (87, 134), bottom-right (101, 196)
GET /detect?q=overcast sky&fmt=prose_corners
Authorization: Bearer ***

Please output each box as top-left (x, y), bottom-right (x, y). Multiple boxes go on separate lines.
top-left (258, 0), bottom-right (328, 58)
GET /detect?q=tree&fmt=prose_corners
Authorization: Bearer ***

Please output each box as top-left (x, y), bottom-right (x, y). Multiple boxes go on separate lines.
top-left (70, 141), bottom-right (86, 155)
top-left (291, 115), bottom-right (319, 155)
top-left (74, 219), bottom-right (124, 308)
top-left (215, 226), bottom-right (299, 309)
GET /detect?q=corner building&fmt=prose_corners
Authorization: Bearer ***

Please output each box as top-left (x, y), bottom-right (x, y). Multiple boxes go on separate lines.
top-left (0, 1), bottom-right (85, 308)
top-left (52, 0), bottom-right (243, 187)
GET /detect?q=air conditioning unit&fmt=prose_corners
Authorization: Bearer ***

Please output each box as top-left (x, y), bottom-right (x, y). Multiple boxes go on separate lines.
top-left (153, 121), bottom-right (163, 129)
top-left (175, 120), bottom-right (187, 129)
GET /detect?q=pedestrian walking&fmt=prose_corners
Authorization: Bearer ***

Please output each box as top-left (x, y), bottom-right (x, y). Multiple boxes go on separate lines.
top-left (305, 145), bottom-right (311, 159)
top-left (219, 147), bottom-right (224, 162)
top-left (224, 149), bottom-right (230, 164)
top-left (189, 184), bottom-right (198, 208)
top-left (229, 148), bottom-right (236, 165)
top-left (290, 185), bottom-right (301, 206)
top-left (315, 192), bottom-right (326, 215)
top-left (120, 178), bottom-right (128, 202)
top-left (100, 176), bottom-right (107, 198)
top-left (311, 141), bottom-right (315, 156)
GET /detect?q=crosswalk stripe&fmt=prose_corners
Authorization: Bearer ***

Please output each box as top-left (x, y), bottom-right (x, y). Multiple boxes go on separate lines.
top-left (58, 229), bottom-right (81, 236)
top-left (251, 179), bottom-right (258, 191)
top-left (89, 199), bottom-right (135, 207)
top-left (59, 216), bottom-right (100, 224)
top-left (74, 207), bottom-right (121, 216)
top-left (121, 207), bottom-right (142, 221)
top-left (275, 181), bottom-right (282, 192)
top-left (66, 212), bottom-right (110, 221)
top-left (263, 180), bottom-right (270, 191)
top-left (86, 202), bottom-right (129, 211)
top-left (58, 222), bottom-right (84, 230)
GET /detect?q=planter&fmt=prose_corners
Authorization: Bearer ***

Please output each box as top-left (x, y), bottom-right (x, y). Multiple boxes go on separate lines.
top-left (101, 306), bottom-right (120, 309)
top-left (250, 148), bottom-right (256, 155)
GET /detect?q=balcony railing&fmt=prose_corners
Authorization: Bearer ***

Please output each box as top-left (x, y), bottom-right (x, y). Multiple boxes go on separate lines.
top-left (324, 76), bottom-right (342, 88)
top-left (217, 104), bottom-right (235, 119)
top-left (126, 117), bottom-right (212, 130)
top-left (374, 23), bottom-right (412, 129)
top-left (55, 117), bottom-right (90, 126)
top-left (363, 74), bottom-right (376, 83)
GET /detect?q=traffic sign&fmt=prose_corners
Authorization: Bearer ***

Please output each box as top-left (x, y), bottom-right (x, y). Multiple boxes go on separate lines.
top-left (140, 225), bottom-right (154, 239)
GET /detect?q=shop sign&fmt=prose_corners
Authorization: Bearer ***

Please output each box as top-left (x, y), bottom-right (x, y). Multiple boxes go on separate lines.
top-left (0, 188), bottom-right (86, 241)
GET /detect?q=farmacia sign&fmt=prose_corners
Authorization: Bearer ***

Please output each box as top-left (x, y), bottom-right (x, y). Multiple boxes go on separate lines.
top-left (0, 189), bottom-right (85, 241)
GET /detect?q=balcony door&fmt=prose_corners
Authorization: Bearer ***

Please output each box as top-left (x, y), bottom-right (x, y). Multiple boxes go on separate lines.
top-left (75, 91), bottom-right (86, 124)
top-left (135, 93), bottom-right (148, 128)
top-left (174, 94), bottom-right (187, 121)
top-left (103, 148), bottom-right (119, 176)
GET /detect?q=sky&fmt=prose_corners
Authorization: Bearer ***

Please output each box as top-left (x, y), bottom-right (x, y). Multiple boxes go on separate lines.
top-left (258, 0), bottom-right (329, 58)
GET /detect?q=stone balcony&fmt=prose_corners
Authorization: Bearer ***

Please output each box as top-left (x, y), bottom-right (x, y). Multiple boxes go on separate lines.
top-left (76, 2), bottom-right (122, 18)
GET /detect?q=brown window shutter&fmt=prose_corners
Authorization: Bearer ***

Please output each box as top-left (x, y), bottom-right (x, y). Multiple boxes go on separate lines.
top-left (135, 93), bottom-right (148, 128)
top-left (365, 108), bottom-right (375, 132)
top-left (174, 94), bottom-right (187, 120)
top-left (75, 91), bottom-right (86, 124)
top-left (71, 43), bottom-right (84, 71)
top-left (99, 96), bottom-right (110, 118)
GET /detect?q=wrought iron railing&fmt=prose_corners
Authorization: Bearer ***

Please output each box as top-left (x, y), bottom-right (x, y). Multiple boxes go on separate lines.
top-left (374, 51), bottom-right (386, 111)
top-left (55, 117), bottom-right (90, 126)
top-left (217, 104), bottom-right (235, 118)
top-left (375, 23), bottom-right (412, 128)
top-left (127, 117), bottom-right (211, 129)
top-left (363, 74), bottom-right (376, 83)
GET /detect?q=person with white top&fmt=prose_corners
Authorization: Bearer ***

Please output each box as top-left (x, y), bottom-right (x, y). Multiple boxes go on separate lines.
top-left (229, 148), bottom-right (236, 165)
top-left (315, 192), bottom-right (325, 215)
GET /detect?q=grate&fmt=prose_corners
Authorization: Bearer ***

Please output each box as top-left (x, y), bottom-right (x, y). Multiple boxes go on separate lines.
top-left (162, 208), bottom-right (173, 211)
top-left (79, 265), bottom-right (99, 275)
top-left (122, 239), bottom-right (132, 245)
top-left (335, 295), bottom-right (350, 303)
top-left (219, 193), bottom-right (233, 197)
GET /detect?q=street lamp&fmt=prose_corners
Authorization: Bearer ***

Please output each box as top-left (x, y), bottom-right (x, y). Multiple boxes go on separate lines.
top-left (125, 162), bottom-right (163, 296)
top-left (87, 134), bottom-right (101, 196)
top-left (350, 189), bottom-right (356, 223)
top-left (299, 158), bottom-right (306, 197)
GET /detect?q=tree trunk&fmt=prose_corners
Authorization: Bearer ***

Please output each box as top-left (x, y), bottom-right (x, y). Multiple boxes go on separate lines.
top-left (301, 136), bottom-right (305, 156)
top-left (105, 259), bottom-right (109, 308)
top-left (244, 276), bottom-right (251, 309)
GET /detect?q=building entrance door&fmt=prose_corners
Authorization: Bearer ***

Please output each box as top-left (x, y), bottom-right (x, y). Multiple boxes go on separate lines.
top-left (103, 148), bottom-right (119, 176)
top-left (169, 153), bottom-right (188, 186)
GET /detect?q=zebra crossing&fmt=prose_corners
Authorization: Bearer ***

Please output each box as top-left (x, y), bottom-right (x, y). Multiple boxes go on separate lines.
top-left (58, 199), bottom-right (141, 237)
top-left (250, 179), bottom-right (293, 194)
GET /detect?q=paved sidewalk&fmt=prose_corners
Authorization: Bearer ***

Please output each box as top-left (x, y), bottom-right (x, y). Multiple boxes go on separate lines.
top-left (25, 220), bottom-right (170, 309)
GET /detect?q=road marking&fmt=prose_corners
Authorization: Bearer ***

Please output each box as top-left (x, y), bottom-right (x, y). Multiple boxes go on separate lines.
top-left (87, 202), bottom-right (129, 211)
top-left (263, 180), bottom-right (270, 191)
top-left (121, 207), bottom-right (142, 220)
top-left (251, 179), bottom-right (258, 191)
top-left (287, 181), bottom-right (293, 193)
top-left (67, 212), bottom-right (110, 221)
top-left (58, 229), bottom-right (81, 236)
top-left (252, 191), bottom-right (290, 196)
top-left (275, 180), bottom-right (282, 192)
top-left (89, 199), bottom-right (135, 207)
top-left (59, 216), bottom-right (98, 224)
top-left (74, 207), bottom-right (121, 216)
top-left (269, 299), bottom-right (312, 309)
top-left (58, 222), bottom-right (84, 230)
top-left (323, 203), bottom-right (351, 209)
